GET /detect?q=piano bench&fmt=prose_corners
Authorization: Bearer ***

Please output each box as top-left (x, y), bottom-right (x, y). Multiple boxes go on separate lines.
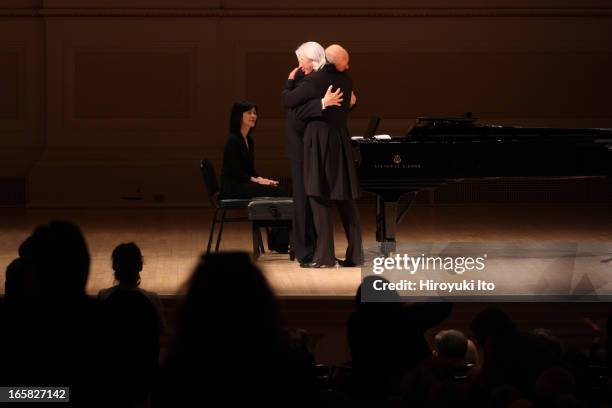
top-left (247, 197), bottom-right (294, 261)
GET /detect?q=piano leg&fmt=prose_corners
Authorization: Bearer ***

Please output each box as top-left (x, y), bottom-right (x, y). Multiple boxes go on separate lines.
top-left (376, 192), bottom-right (418, 256)
top-left (376, 196), bottom-right (397, 255)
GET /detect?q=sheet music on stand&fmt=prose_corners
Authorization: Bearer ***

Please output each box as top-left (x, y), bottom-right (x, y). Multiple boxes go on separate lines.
top-left (351, 134), bottom-right (391, 140)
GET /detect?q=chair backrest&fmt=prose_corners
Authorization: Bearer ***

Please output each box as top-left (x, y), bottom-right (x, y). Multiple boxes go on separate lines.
top-left (200, 159), bottom-right (220, 206)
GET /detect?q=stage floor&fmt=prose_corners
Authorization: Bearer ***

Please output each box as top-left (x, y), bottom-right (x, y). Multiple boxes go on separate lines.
top-left (1, 204), bottom-right (611, 297)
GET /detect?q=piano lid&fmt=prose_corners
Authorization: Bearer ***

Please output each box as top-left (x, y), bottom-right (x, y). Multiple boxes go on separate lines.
top-left (415, 115), bottom-right (476, 127)
top-left (404, 113), bottom-right (612, 140)
top-left (406, 113), bottom-right (477, 135)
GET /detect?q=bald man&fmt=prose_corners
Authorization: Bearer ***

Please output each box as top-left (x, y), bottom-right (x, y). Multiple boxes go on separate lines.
top-left (326, 44), bottom-right (349, 71)
top-left (281, 44), bottom-right (363, 268)
top-left (326, 44), bottom-right (357, 106)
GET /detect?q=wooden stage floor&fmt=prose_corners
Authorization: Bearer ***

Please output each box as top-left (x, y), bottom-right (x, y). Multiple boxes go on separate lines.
top-left (1, 204), bottom-right (611, 298)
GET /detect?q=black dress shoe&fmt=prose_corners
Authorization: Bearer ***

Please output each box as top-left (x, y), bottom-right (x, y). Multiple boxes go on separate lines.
top-left (338, 259), bottom-right (362, 267)
top-left (299, 255), bottom-right (314, 264)
top-left (300, 261), bottom-right (337, 268)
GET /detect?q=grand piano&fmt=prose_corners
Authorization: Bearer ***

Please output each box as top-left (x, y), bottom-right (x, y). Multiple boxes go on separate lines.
top-left (353, 116), bottom-right (612, 253)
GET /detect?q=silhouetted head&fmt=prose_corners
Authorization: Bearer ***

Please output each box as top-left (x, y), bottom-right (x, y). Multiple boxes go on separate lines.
top-left (28, 221), bottom-right (90, 297)
top-left (229, 101), bottom-right (257, 137)
top-left (471, 306), bottom-right (517, 346)
top-left (18, 235), bottom-right (34, 257)
top-left (174, 251), bottom-right (280, 350)
top-left (112, 242), bottom-right (143, 287)
top-left (434, 329), bottom-right (468, 360)
top-left (325, 44), bottom-right (350, 72)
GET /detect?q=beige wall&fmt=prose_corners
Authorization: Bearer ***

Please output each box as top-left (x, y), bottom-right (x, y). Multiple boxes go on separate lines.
top-left (1, 1), bottom-right (611, 206)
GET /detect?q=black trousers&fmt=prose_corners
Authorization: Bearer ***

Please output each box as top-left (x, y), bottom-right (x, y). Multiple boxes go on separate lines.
top-left (290, 159), bottom-right (316, 262)
top-left (308, 196), bottom-right (363, 266)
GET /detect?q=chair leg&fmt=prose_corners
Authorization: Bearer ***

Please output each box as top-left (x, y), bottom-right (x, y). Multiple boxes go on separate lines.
top-left (289, 227), bottom-right (295, 261)
top-left (206, 208), bottom-right (219, 254)
top-left (252, 223), bottom-right (260, 260)
top-left (215, 208), bottom-right (226, 252)
top-left (259, 228), bottom-right (266, 254)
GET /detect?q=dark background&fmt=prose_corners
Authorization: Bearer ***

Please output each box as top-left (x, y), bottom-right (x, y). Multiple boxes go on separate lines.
top-left (1, 0), bottom-right (611, 207)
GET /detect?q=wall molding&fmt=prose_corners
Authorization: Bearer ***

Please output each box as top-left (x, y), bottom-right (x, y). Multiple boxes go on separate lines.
top-left (2, 8), bottom-right (612, 18)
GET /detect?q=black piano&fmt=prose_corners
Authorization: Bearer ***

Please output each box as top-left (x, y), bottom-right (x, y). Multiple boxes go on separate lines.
top-left (353, 116), bottom-right (612, 253)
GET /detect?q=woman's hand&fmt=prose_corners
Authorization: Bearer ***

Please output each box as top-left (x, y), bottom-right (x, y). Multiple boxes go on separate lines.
top-left (351, 91), bottom-right (357, 107)
top-left (261, 177), bottom-right (279, 187)
top-left (253, 177), bottom-right (279, 186)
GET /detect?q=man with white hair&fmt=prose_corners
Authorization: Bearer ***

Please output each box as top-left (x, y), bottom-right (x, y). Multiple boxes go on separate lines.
top-left (281, 44), bottom-right (362, 268)
top-left (282, 42), bottom-right (343, 264)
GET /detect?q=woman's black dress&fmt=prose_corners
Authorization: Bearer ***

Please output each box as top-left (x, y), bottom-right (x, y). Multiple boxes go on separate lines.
top-left (220, 133), bottom-right (283, 199)
top-left (219, 132), bottom-right (289, 252)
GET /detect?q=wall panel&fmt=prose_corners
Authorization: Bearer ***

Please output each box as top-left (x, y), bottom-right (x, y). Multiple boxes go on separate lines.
top-left (0, 50), bottom-right (21, 120)
top-left (0, 19), bottom-right (44, 185)
top-left (0, 3), bottom-right (610, 206)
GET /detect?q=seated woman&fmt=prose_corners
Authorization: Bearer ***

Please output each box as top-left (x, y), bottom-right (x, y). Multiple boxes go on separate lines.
top-left (220, 101), bottom-right (283, 199)
top-left (220, 101), bottom-right (289, 252)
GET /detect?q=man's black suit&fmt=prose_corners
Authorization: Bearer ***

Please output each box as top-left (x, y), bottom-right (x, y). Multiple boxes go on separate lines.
top-left (281, 64), bottom-right (363, 266)
top-left (282, 72), bottom-right (323, 263)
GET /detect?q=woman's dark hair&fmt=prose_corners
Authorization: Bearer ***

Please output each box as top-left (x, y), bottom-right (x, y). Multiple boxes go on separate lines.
top-left (229, 100), bottom-right (257, 136)
top-left (112, 242), bottom-right (143, 286)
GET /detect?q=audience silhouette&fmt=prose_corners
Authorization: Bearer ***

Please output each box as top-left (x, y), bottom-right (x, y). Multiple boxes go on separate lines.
top-left (347, 275), bottom-right (452, 401)
top-left (153, 252), bottom-right (292, 407)
top-left (472, 306), bottom-right (562, 400)
top-left (1, 222), bottom-right (610, 407)
top-left (1, 221), bottom-right (109, 407)
top-left (99, 242), bottom-right (164, 407)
